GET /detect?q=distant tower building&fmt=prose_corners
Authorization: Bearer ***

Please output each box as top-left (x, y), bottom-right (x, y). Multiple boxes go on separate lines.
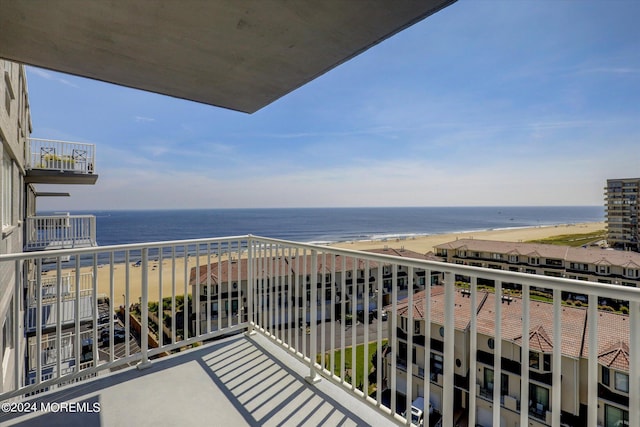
top-left (605, 178), bottom-right (640, 251)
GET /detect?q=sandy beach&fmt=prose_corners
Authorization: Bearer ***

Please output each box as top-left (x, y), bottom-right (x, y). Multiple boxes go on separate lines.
top-left (50, 222), bottom-right (605, 306)
top-left (329, 222), bottom-right (606, 253)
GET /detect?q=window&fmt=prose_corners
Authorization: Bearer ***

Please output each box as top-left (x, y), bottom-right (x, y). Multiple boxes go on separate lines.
top-left (488, 338), bottom-right (495, 350)
top-left (414, 320), bottom-right (421, 334)
top-left (401, 317), bottom-right (407, 332)
top-left (529, 257), bottom-right (540, 265)
top-left (529, 383), bottom-right (549, 413)
top-left (211, 302), bottom-right (219, 317)
top-left (484, 368), bottom-right (509, 396)
top-left (4, 87), bottom-right (10, 115)
top-left (484, 367), bottom-right (494, 391)
top-left (529, 351), bottom-right (540, 369)
top-left (615, 371), bottom-right (629, 393)
top-left (602, 366), bottom-right (610, 386)
top-left (605, 404), bottom-right (629, 427)
top-left (2, 149), bottom-right (13, 229)
top-left (492, 253), bottom-right (502, 260)
top-left (543, 354), bottom-right (551, 371)
top-left (430, 353), bottom-right (443, 381)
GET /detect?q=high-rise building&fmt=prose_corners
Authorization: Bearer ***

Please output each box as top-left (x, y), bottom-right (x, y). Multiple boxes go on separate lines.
top-left (605, 178), bottom-right (640, 251)
top-left (1, 58), bottom-right (99, 393)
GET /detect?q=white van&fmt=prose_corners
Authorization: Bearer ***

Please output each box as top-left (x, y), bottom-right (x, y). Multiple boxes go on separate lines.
top-left (405, 397), bottom-right (431, 426)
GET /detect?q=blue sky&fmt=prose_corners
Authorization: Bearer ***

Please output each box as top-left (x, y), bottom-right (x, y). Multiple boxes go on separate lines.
top-left (29, 1), bottom-right (640, 210)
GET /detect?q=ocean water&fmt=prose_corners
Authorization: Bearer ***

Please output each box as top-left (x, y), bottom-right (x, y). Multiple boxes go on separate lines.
top-left (61, 206), bottom-right (604, 247)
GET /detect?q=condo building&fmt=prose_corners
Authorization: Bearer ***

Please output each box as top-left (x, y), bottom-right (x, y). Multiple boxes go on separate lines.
top-left (388, 287), bottom-right (631, 427)
top-left (434, 239), bottom-right (640, 290)
top-left (605, 178), bottom-right (640, 252)
top-left (188, 248), bottom-right (443, 334)
top-left (0, 59), bottom-right (99, 393)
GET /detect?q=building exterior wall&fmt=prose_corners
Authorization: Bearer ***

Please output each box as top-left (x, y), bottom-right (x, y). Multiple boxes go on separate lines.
top-left (0, 59), bottom-right (31, 393)
top-left (435, 240), bottom-right (640, 291)
top-left (606, 178), bottom-right (640, 252)
top-left (388, 287), bottom-right (630, 427)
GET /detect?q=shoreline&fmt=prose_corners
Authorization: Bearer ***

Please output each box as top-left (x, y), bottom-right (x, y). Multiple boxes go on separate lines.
top-left (309, 222), bottom-right (604, 246)
top-left (328, 221), bottom-right (606, 253)
top-left (56, 221), bottom-right (605, 305)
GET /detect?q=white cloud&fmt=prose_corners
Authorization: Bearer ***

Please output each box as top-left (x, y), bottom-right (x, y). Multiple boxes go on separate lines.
top-left (28, 67), bottom-right (79, 88)
top-left (134, 116), bottom-right (156, 123)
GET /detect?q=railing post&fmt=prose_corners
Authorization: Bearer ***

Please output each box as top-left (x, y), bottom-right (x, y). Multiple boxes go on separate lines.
top-left (246, 237), bottom-right (256, 336)
top-left (443, 271), bottom-right (454, 427)
top-left (306, 249), bottom-right (321, 384)
top-left (14, 260), bottom-right (21, 391)
top-left (587, 293), bottom-right (598, 427)
top-left (91, 216), bottom-right (97, 246)
top-left (137, 248), bottom-right (152, 370)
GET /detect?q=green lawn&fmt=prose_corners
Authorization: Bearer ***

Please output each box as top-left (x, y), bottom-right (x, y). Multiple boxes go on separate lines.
top-left (318, 339), bottom-right (387, 395)
top-left (526, 230), bottom-right (606, 247)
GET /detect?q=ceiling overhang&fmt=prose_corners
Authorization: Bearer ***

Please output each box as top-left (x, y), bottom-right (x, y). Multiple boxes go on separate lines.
top-left (0, 0), bottom-right (456, 113)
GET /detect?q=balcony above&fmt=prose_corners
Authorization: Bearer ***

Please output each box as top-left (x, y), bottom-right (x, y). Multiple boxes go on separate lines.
top-left (24, 214), bottom-right (97, 251)
top-left (25, 138), bottom-right (98, 185)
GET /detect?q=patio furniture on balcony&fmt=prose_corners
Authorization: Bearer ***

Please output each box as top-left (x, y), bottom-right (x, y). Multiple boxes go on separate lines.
top-left (25, 138), bottom-right (98, 185)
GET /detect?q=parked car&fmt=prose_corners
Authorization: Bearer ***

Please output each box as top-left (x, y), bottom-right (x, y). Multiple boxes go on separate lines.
top-left (357, 310), bottom-right (374, 324)
top-left (101, 327), bottom-right (126, 345)
top-left (372, 309), bottom-right (388, 321)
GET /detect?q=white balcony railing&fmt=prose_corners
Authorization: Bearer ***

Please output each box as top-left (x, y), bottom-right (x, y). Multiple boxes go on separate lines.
top-left (0, 235), bottom-right (639, 427)
top-left (26, 138), bottom-right (96, 174)
top-left (24, 214), bottom-right (97, 251)
top-left (26, 272), bottom-right (94, 308)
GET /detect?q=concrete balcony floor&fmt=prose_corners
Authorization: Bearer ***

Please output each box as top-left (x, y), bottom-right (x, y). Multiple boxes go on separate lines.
top-left (1, 333), bottom-right (397, 427)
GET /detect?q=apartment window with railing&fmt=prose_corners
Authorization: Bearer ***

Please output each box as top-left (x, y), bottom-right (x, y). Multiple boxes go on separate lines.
top-left (529, 383), bottom-right (549, 417)
top-left (2, 149), bottom-right (14, 230)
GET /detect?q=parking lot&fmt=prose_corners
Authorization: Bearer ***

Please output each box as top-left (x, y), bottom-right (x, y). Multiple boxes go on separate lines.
top-left (92, 318), bottom-right (141, 371)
